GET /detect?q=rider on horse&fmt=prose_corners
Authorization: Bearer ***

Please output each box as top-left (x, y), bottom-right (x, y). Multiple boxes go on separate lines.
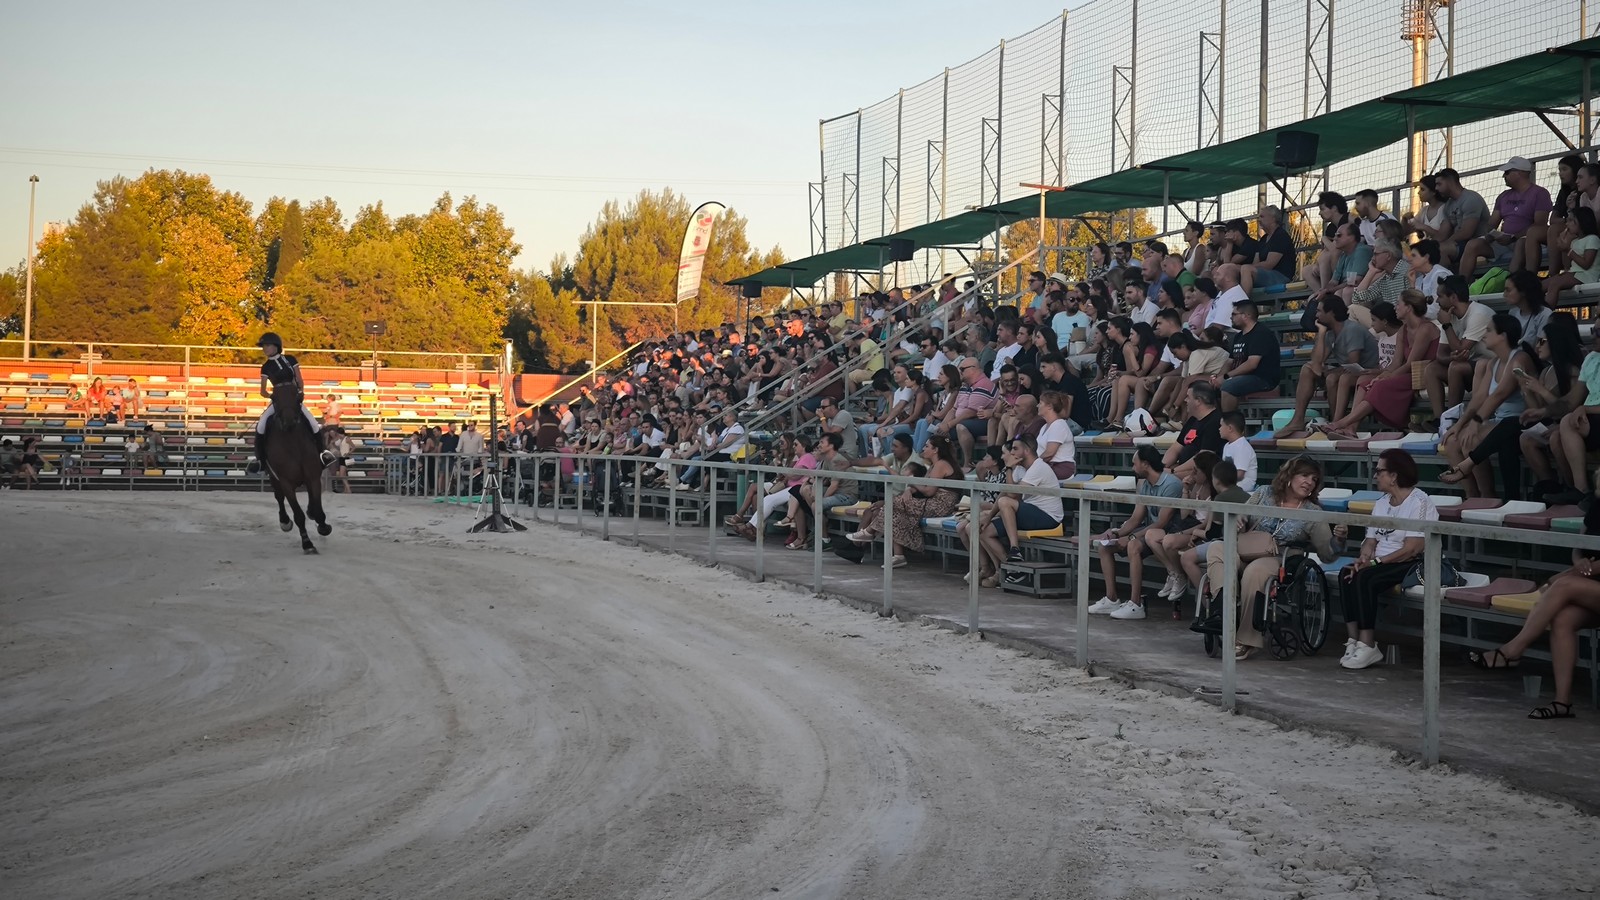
top-left (247, 332), bottom-right (337, 475)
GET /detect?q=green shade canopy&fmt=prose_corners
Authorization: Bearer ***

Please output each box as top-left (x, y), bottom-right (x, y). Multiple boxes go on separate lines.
top-left (735, 37), bottom-right (1600, 289)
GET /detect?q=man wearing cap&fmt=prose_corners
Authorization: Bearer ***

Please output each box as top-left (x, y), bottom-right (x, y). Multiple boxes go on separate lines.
top-left (1458, 157), bottom-right (1552, 277)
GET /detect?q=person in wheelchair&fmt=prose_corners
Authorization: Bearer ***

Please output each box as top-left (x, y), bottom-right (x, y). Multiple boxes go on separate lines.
top-left (1200, 456), bottom-right (1346, 660)
top-left (1338, 449), bottom-right (1439, 670)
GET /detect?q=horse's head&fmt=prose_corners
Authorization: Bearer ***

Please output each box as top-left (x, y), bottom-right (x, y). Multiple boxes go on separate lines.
top-left (271, 388), bottom-right (304, 432)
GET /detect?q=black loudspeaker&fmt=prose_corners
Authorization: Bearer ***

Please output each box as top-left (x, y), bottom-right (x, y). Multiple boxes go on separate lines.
top-left (1273, 130), bottom-right (1319, 170)
top-left (739, 282), bottom-right (762, 298)
top-left (888, 238), bottom-right (916, 262)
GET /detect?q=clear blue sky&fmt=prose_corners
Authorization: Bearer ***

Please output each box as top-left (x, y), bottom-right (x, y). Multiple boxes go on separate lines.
top-left (0, 0), bottom-right (1083, 276)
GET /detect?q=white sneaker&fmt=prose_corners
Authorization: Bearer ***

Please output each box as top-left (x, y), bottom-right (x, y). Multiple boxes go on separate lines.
top-left (1341, 641), bottom-right (1384, 670)
top-left (1088, 596), bottom-right (1121, 615)
top-left (1340, 638), bottom-right (1358, 661)
top-left (1168, 575), bottom-right (1189, 600)
top-left (1110, 601), bottom-right (1147, 620)
top-left (1156, 574), bottom-right (1177, 599)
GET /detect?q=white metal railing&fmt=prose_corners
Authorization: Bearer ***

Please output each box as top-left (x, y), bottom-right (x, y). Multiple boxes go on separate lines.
top-left (384, 448), bottom-right (1600, 768)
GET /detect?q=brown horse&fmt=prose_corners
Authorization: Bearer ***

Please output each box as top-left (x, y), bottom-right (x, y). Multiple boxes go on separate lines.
top-left (265, 388), bottom-right (332, 553)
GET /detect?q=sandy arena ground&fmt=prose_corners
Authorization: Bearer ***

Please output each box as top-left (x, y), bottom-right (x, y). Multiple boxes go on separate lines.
top-left (2, 491), bottom-right (1598, 899)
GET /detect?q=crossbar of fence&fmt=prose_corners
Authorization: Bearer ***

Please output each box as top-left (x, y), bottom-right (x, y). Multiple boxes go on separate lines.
top-left (386, 449), bottom-right (1600, 766)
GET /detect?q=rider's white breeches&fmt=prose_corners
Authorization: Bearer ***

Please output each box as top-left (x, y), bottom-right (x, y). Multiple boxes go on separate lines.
top-left (257, 405), bottom-right (321, 435)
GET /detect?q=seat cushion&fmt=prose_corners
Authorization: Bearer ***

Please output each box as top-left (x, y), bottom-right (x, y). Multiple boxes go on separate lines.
top-left (1460, 500), bottom-right (1547, 526)
top-left (1504, 504), bottom-right (1582, 531)
top-left (1019, 524), bottom-right (1065, 540)
top-left (1404, 571), bottom-right (1490, 600)
top-left (1490, 591), bottom-right (1541, 616)
top-left (1447, 577), bottom-right (1536, 609)
top-left (1439, 498), bottom-right (1501, 522)
top-left (1083, 475), bottom-right (1137, 492)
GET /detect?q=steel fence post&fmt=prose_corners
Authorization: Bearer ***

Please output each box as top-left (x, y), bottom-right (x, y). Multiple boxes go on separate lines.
top-left (882, 474), bottom-right (894, 615)
top-left (968, 485), bottom-right (980, 633)
top-left (812, 474), bottom-right (824, 594)
top-left (1221, 512), bottom-right (1238, 712)
top-left (1076, 495), bottom-right (1091, 666)
top-left (1423, 531), bottom-right (1443, 766)
top-left (669, 460), bottom-right (678, 552)
top-left (602, 460), bottom-right (612, 541)
top-left (709, 468), bottom-right (718, 563)
top-left (531, 455), bottom-right (541, 523)
top-left (553, 460), bottom-right (561, 527)
top-left (633, 469), bottom-right (642, 542)
top-left (755, 466), bottom-right (766, 582)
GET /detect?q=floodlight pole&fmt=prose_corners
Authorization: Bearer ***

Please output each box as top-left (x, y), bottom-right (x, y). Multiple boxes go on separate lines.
top-left (23, 175), bottom-right (38, 362)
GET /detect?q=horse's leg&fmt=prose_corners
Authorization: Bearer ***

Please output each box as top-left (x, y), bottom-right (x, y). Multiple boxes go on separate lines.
top-left (284, 485), bottom-right (315, 553)
top-left (272, 477), bottom-right (293, 532)
top-left (307, 475), bottom-right (332, 537)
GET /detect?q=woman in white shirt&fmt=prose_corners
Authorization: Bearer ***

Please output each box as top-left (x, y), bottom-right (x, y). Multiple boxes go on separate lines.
top-left (1035, 390), bottom-right (1077, 479)
top-left (1337, 449), bottom-right (1438, 670)
top-left (976, 439), bottom-right (1065, 588)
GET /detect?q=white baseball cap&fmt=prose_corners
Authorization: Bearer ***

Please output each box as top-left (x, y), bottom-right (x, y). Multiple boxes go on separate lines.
top-left (1499, 156), bottom-right (1533, 173)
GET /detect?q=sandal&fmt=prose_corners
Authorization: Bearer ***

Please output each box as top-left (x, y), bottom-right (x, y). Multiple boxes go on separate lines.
top-left (1467, 648), bottom-right (1520, 670)
top-left (1439, 465), bottom-right (1471, 485)
top-left (1528, 702), bottom-right (1575, 720)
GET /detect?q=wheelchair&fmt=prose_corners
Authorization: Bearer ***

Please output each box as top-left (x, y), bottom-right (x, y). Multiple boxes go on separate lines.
top-left (1191, 541), bottom-right (1331, 660)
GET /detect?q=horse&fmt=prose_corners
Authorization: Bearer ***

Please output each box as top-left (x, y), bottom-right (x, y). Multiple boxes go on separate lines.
top-left (265, 388), bottom-right (332, 554)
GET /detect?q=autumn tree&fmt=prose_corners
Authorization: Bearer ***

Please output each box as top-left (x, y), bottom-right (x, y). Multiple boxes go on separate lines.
top-left (999, 209), bottom-right (1160, 283)
top-left (550, 189), bottom-right (783, 364)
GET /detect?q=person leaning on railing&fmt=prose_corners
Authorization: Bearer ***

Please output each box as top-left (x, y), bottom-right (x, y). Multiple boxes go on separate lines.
top-left (1337, 449), bottom-right (1438, 671)
top-left (1200, 455), bottom-right (1344, 662)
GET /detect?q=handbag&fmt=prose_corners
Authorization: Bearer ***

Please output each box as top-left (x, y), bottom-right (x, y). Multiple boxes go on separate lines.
top-left (1400, 556), bottom-right (1463, 591)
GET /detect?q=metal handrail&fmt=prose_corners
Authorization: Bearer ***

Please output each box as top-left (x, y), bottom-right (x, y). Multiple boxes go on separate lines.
top-left (743, 250), bottom-right (1039, 432)
top-left (391, 446), bottom-right (1600, 768)
top-left (527, 340), bottom-right (645, 409)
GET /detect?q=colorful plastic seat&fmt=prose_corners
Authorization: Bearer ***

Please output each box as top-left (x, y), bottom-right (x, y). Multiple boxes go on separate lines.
top-left (1504, 505), bottom-right (1582, 531)
top-left (1552, 516), bottom-right (1586, 534)
top-left (1318, 488), bottom-right (1354, 511)
top-left (1404, 571), bottom-right (1490, 600)
top-left (1343, 491), bottom-right (1386, 515)
top-left (1018, 524), bottom-right (1065, 540)
top-left (1370, 433), bottom-right (1430, 452)
top-left (1447, 577), bottom-right (1535, 609)
top-left (1439, 498), bottom-right (1501, 522)
top-left (1490, 591), bottom-right (1540, 616)
top-left (1082, 475), bottom-right (1136, 491)
top-left (1460, 500), bottom-right (1546, 526)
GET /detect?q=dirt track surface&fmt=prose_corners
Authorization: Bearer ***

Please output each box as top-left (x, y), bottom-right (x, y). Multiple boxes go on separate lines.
top-left (2, 492), bottom-right (1597, 899)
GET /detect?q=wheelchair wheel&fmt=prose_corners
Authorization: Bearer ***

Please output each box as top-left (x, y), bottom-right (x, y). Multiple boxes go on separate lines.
top-left (1288, 560), bottom-right (1331, 655)
top-left (1259, 577), bottom-right (1302, 661)
top-left (1191, 576), bottom-right (1222, 658)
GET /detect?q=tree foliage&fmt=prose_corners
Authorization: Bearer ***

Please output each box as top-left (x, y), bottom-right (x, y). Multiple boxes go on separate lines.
top-left (16, 172), bottom-right (785, 372)
top-left (517, 189), bottom-right (784, 372)
top-left (25, 170), bottom-right (517, 360)
top-left (1000, 210), bottom-right (1159, 282)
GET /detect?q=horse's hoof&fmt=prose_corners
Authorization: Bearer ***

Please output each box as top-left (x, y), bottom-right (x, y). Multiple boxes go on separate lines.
top-left (303, 545), bottom-right (318, 555)
top-left (279, 521), bottom-right (293, 532)
top-left (316, 523), bottom-right (332, 536)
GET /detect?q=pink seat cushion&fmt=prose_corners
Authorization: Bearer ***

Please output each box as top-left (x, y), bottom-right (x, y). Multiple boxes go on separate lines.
top-left (1446, 577), bottom-right (1536, 609)
top-left (1504, 505), bottom-right (1582, 531)
top-left (1439, 498), bottom-right (1501, 522)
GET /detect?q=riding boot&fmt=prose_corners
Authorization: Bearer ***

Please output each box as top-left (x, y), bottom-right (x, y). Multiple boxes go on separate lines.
top-left (247, 432), bottom-right (266, 475)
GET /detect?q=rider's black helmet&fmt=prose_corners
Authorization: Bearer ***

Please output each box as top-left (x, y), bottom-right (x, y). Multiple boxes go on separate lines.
top-left (257, 332), bottom-right (283, 350)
